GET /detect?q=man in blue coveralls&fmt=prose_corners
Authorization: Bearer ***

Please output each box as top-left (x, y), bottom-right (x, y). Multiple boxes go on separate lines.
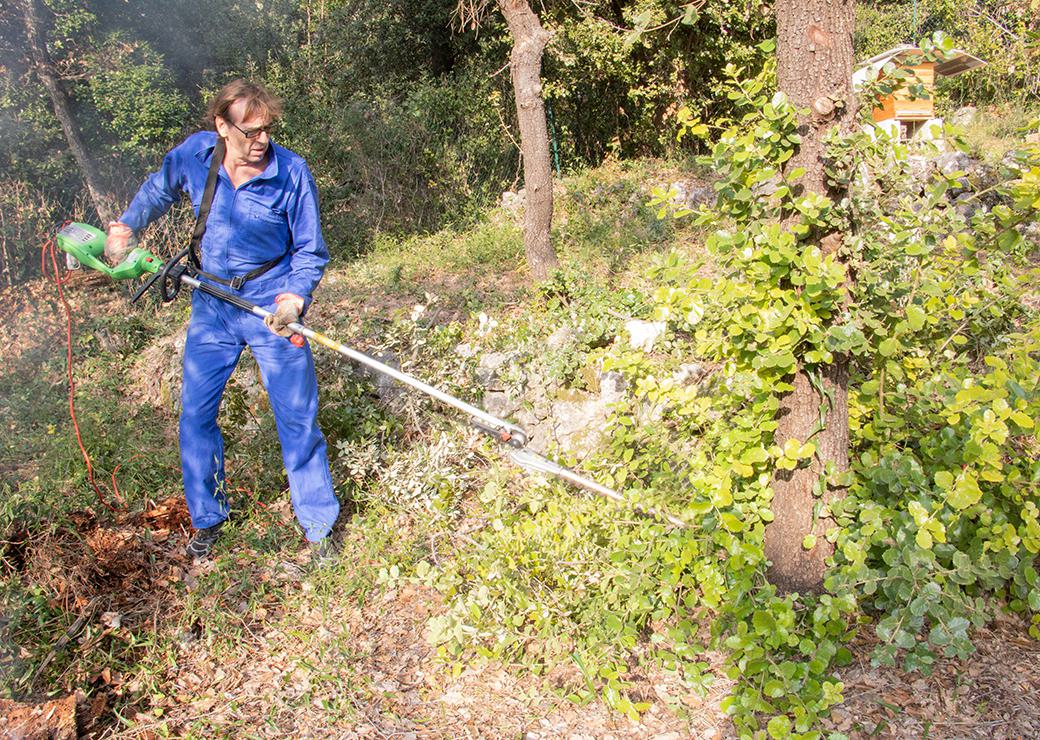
top-left (105, 79), bottom-right (340, 564)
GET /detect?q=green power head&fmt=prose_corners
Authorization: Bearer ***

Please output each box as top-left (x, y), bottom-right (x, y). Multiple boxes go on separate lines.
top-left (56, 222), bottom-right (162, 281)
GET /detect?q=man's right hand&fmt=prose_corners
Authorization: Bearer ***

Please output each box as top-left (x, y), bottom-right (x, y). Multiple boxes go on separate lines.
top-left (105, 221), bottom-right (136, 265)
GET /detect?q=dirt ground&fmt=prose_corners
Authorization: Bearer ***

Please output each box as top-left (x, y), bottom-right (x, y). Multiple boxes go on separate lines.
top-left (3, 271), bottom-right (1040, 738)
top-left (4, 496), bottom-right (1039, 739)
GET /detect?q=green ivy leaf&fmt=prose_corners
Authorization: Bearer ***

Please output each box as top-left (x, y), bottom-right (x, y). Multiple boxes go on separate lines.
top-left (878, 337), bottom-right (900, 357)
top-left (906, 304), bottom-right (926, 331)
top-left (1010, 411), bottom-right (1034, 429)
top-left (681, 5), bottom-right (700, 26)
top-left (767, 715), bottom-right (792, 739)
top-left (712, 484), bottom-right (734, 508)
top-left (764, 679), bottom-right (787, 698)
top-left (1028, 590), bottom-right (1040, 611)
top-left (915, 528), bottom-right (933, 549)
top-left (720, 512), bottom-right (745, 532)
top-left (945, 472), bottom-right (983, 510)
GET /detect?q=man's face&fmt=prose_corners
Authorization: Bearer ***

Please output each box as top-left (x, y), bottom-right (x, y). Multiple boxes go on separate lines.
top-left (215, 97), bottom-right (272, 166)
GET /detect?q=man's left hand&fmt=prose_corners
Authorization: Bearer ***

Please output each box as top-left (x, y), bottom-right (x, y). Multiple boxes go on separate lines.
top-left (265, 293), bottom-right (305, 338)
top-left (105, 221), bottom-right (137, 265)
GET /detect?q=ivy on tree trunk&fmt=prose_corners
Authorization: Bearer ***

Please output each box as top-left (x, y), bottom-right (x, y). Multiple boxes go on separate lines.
top-left (764, 0), bottom-right (856, 594)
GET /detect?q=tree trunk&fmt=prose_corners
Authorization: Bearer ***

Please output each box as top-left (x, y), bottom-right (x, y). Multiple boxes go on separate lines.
top-left (498, 0), bottom-right (559, 281)
top-left (764, 0), bottom-right (855, 594)
top-left (22, 0), bottom-right (114, 224)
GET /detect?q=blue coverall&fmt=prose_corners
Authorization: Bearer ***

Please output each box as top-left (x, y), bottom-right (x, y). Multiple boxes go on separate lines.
top-left (121, 131), bottom-right (340, 542)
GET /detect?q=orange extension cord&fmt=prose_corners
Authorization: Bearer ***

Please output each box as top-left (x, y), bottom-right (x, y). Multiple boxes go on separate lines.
top-left (42, 234), bottom-right (277, 523)
top-left (41, 234), bottom-right (122, 512)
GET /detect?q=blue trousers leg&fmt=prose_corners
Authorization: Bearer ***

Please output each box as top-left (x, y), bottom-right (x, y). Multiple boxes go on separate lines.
top-left (244, 317), bottom-right (340, 542)
top-left (180, 303), bottom-right (243, 529)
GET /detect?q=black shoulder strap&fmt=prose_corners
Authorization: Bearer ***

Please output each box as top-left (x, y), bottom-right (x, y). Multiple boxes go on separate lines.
top-left (189, 136), bottom-right (226, 268)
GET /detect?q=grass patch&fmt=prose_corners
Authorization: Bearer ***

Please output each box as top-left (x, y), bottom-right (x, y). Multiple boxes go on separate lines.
top-left (1, 156), bottom-right (713, 732)
top-left (961, 102), bottom-right (1040, 161)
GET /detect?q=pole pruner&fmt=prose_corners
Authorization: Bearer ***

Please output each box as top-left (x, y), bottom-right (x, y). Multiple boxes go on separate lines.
top-left (56, 222), bottom-right (688, 530)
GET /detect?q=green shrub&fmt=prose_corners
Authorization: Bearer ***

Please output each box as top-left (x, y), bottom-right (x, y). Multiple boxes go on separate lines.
top-left (423, 57), bottom-right (1040, 736)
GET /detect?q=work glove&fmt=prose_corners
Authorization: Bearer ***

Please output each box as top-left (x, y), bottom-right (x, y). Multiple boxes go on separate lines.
top-left (104, 221), bottom-right (137, 265)
top-left (265, 293), bottom-right (305, 345)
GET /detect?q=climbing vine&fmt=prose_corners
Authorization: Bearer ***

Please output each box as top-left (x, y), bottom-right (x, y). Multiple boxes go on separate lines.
top-left (419, 38), bottom-right (1040, 738)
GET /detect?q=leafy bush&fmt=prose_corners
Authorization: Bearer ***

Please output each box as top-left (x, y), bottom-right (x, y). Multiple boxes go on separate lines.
top-left (422, 56), bottom-right (1040, 737)
top-left (87, 34), bottom-right (189, 155)
top-left (543, 0), bottom-right (775, 160)
top-left (269, 62), bottom-right (517, 254)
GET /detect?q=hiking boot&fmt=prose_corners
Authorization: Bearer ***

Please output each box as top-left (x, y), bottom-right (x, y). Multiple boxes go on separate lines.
top-left (309, 537), bottom-right (337, 568)
top-left (186, 521), bottom-right (225, 559)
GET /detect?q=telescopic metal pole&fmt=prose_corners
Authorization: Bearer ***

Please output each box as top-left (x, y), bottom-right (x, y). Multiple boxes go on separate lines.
top-left (181, 275), bottom-right (527, 441)
top-left (179, 274), bottom-right (688, 530)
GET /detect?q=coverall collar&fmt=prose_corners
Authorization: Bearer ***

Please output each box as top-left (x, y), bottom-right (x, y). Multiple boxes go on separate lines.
top-left (193, 132), bottom-right (281, 183)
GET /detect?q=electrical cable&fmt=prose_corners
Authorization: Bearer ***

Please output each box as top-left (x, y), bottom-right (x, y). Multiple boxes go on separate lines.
top-left (41, 234), bottom-right (122, 512)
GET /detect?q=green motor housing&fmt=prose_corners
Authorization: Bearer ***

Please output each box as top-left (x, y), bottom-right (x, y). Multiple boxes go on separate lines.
top-left (56, 222), bottom-right (162, 281)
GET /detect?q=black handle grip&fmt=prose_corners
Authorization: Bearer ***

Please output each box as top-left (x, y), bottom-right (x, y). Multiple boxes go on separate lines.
top-left (130, 269), bottom-right (164, 304)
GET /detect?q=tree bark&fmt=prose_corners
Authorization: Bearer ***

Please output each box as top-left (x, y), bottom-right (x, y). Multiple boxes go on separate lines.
top-left (498, 0), bottom-right (559, 281)
top-left (22, 0), bottom-right (114, 224)
top-left (764, 0), bottom-right (855, 595)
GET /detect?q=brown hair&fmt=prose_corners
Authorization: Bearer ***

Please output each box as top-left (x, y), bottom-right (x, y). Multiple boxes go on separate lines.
top-left (205, 79), bottom-right (283, 127)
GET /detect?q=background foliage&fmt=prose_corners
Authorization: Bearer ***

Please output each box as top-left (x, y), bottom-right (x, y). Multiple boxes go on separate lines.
top-left (0, 0), bottom-right (776, 277)
top-left (1, 1), bottom-right (1039, 736)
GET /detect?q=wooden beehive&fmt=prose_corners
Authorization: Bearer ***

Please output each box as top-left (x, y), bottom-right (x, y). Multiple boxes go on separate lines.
top-left (871, 58), bottom-right (936, 122)
top-left (854, 45), bottom-right (985, 128)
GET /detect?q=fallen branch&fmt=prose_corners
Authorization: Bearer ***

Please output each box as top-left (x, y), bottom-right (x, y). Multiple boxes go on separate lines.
top-left (27, 596), bottom-right (102, 687)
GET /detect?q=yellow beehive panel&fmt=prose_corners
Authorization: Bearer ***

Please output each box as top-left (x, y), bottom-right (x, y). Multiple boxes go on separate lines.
top-left (872, 95), bottom-right (896, 122)
top-left (872, 61), bottom-right (935, 122)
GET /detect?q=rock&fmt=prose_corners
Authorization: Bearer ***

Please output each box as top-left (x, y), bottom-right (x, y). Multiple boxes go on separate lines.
top-left (546, 325), bottom-right (578, 349)
top-left (483, 390), bottom-right (520, 418)
top-left (454, 342), bottom-right (476, 359)
top-left (667, 179), bottom-right (714, 210)
top-left (950, 106), bottom-right (977, 127)
top-left (934, 151), bottom-right (973, 194)
top-left (1001, 149), bottom-right (1030, 175)
top-left (672, 362), bottom-right (707, 386)
top-left (953, 192), bottom-right (987, 220)
top-left (934, 151), bottom-right (972, 177)
top-left (933, 152), bottom-right (1000, 200)
top-left (625, 319), bottom-right (666, 352)
top-left (550, 397), bottom-right (606, 457)
top-left (475, 351), bottom-right (514, 388)
top-left (599, 371), bottom-right (627, 404)
top-left (906, 155), bottom-right (934, 183)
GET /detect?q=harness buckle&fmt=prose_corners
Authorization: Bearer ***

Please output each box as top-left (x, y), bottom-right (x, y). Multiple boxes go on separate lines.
top-left (229, 275), bottom-right (246, 290)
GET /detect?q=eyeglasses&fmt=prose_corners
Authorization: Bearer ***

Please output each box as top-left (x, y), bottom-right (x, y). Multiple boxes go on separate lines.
top-left (226, 118), bottom-right (276, 140)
